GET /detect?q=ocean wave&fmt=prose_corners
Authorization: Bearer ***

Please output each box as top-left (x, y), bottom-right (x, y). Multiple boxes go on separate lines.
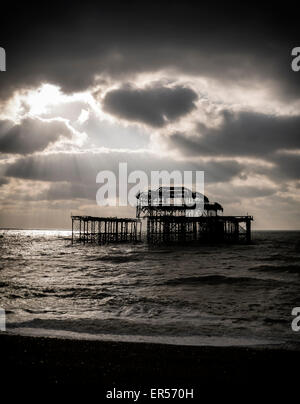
top-left (2, 230), bottom-right (300, 345)
top-left (2, 284), bottom-right (115, 300)
top-left (88, 254), bottom-right (142, 263)
top-left (41, 287), bottom-right (113, 299)
top-left (258, 254), bottom-right (300, 263)
top-left (250, 264), bottom-right (300, 274)
top-left (263, 317), bottom-right (287, 324)
top-left (0, 281), bottom-right (8, 287)
top-left (160, 275), bottom-right (283, 287)
top-left (6, 317), bottom-right (222, 337)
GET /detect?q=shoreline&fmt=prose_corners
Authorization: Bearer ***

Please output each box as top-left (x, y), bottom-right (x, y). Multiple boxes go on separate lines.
top-left (2, 332), bottom-right (300, 392)
top-left (6, 326), bottom-right (290, 348)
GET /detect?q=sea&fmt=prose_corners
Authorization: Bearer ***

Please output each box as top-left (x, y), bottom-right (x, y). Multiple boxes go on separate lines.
top-left (1, 229), bottom-right (300, 347)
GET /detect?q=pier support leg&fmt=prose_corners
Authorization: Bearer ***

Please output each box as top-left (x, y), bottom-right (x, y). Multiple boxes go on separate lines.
top-left (71, 217), bottom-right (74, 244)
top-left (246, 219), bottom-right (251, 243)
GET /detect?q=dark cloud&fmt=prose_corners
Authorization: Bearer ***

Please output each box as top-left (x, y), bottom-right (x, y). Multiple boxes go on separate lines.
top-left (269, 153), bottom-right (300, 181)
top-left (4, 150), bottom-right (244, 186)
top-left (0, 117), bottom-right (73, 154)
top-left (202, 183), bottom-right (278, 210)
top-left (168, 111), bottom-right (300, 158)
top-left (102, 84), bottom-right (198, 127)
top-left (213, 185), bottom-right (277, 199)
top-left (165, 110), bottom-right (300, 183)
top-left (36, 182), bottom-right (96, 201)
top-left (0, 177), bottom-right (9, 186)
top-left (0, 2), bottom-right (299, 102)
top-left (1, 2), bottom-right (299, 229)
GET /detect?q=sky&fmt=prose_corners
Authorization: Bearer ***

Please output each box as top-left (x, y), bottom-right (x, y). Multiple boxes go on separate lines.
top-left (0, 1), bottom-right (299, 229)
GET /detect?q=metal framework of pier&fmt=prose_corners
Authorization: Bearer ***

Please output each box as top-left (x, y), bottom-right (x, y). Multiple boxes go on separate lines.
top-left (71, 216), bottom-right (142, 244)
top-left (145, 214), bottom-right (252, 244)
top-left (71, 187), bottom-right (253, 245)
top-left (136, 187), bottom-right (253, 244)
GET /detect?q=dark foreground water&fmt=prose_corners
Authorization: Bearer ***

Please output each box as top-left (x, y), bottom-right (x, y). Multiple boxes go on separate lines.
top-left (1, 230), bottom-right (300, 346)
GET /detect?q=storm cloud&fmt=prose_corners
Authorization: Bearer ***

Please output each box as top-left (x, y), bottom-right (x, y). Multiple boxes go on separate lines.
top-left (168, 111), bottom-right (300, 158)
top-left (0, 117), bottom-right (74, 154)
top-left (1, 1), bottom-right (300, 229)
top-left (1, 2), bottom-right (299, 103)
top-left (102, 84), bottom-right (198, 127)
top-left (0, 177), bottom-right (9, 186)
top-left (4, 150), bottom-right (244, 186)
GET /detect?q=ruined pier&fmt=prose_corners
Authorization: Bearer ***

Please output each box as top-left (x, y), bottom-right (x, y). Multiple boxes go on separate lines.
top-left (71, 187), bottom-right (253, 245)
top-left (71, 216), bottom-right (142, 244)
top-left (136, 187), bottom-right (253, 244)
